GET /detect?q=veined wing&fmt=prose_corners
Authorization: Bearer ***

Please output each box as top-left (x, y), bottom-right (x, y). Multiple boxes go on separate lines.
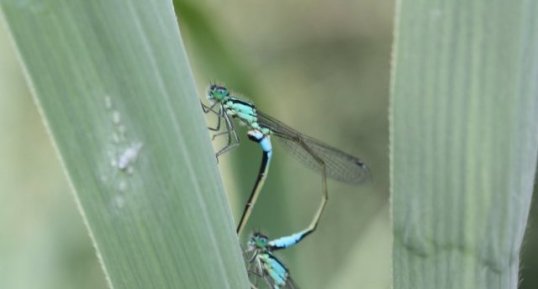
top-left (256, 110), bottom-right (370, 184)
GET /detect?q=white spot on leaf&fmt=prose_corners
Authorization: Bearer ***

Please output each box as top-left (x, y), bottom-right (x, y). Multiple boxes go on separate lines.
top-left (118, 180), bottom-right (127, 192)
top-left (112, 133), bottom-right (120, 144)
top-left (105, 96), bottom-right (112, 109)
top-left (113, 195), bottom-right (125, 208)
top-left (112, 111), bottom-right (121, 125)
top-left (117, 142), bottom-right (143, 170)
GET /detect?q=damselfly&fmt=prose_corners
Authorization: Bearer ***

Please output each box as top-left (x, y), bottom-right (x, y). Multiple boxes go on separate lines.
top-left (246, 230), bottom-right (310, 289)
top-left (202, 84), bottom-right (369, 237)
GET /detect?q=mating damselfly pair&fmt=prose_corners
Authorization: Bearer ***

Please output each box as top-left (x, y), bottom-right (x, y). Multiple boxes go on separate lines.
top-left (202, 84), bottom-right (369, 288)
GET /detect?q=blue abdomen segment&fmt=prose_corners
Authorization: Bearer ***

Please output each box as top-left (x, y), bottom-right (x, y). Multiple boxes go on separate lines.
top-left (248, 130), bottom-right (273, 156)
top-left (268, 229), bottom-right (310, 250)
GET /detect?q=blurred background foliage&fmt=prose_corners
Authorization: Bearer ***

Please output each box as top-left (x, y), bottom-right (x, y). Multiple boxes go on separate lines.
top-left (0, 0), bottom-right (536, 289)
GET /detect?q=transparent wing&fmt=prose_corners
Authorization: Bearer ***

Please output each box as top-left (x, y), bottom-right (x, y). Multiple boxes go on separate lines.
top-left (246, 254), bottom-right (265, 289)
top-left (256, 111), bottom-right (370, 184)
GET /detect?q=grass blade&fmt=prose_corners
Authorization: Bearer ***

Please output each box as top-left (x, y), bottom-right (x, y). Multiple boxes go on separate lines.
top-left (0, 1), bottom-right (249, 288)
top-left (391, 1), bottom-right (538, 288)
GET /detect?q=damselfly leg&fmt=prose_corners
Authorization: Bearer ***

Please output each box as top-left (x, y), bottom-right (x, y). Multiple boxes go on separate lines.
top-left (202, 102), bottom-right (240, 159)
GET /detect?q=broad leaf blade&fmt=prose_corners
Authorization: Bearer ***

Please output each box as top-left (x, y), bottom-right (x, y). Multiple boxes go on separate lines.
top-left (391, 1), bottom-right (538, 289)
top-left (0, 1), bottom-right (249, 289)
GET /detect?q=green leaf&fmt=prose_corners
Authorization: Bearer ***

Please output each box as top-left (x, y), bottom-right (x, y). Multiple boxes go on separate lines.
top-left (391, 1), bottom-right (538, 289)
top-left (0, 1), bottom-right (249, 289)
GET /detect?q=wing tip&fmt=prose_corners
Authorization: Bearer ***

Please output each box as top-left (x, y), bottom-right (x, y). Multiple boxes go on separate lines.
top-left (351, 159), bottom-right (372, 184)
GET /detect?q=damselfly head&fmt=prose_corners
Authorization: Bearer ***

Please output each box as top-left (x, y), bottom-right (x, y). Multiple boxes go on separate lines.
top-left (207, 84), bottom-right (230, 102)
top-left (248, 232), bottom-right (269, 252)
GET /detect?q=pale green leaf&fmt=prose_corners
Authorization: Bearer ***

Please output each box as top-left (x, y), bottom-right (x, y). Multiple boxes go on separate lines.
top-left (0, 1), bottom-right (249, 288)
top-left (391, 1), bottom-right (538, 289)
